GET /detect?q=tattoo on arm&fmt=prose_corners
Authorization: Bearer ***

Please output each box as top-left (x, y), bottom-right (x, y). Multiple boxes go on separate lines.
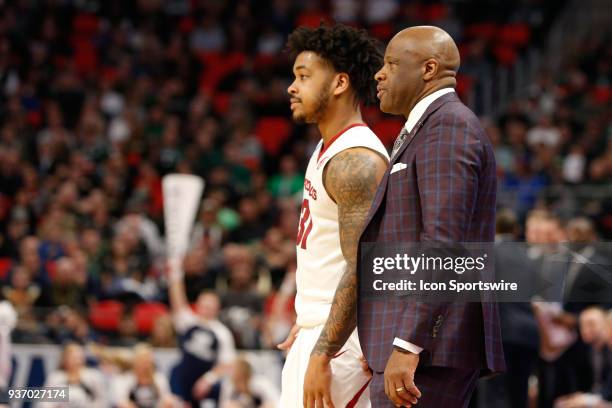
top-left (311, 147), bottom-right (387, 357)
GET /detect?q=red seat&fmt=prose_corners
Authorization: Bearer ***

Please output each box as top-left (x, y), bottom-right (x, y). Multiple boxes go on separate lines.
top-left (369, 23), bottom-right (394, 40)
top-left (45, 260), bottom-right (57, 281)
top-left (498, 23), bottom-right (531, 48)
top-left (493, 45), bottom-right (518, 66)
top-left (253, 54), bottom-right (278, 70)
top-left (422, 4), bottom-right (449, 22)
top-left (0, 258), bottom-right (12, 281)
top-left (100, 67), bottom-right (119, 84)
top-left (89, 300), bottom-right (124, 332)
top-left (213, 92), bottom-right (231, 115)
top-left (296, 11), bottom-right (329, 28)
top-left (457, 43), bottom-right (471, 61)
top-left (71, 37), bottom-right (98, 75)
top-left (254, 117), bottom-right (292, 156)
top-left (133, 302), bottom-right (169, 334)
top-left (179, 16), bottom-right (194, 33)
top-left (72, 13), bottom-right (99, 36)
top-left (464, 22), bottom-right (497, 41)
top-left (456, 74), bottom-right (474, 100)
top-left (372, 119), bottom-right (404, 148)
top-left (592, 86), bottom-right (611, 104)
top-left (26, 110), bottom-right (43, 128)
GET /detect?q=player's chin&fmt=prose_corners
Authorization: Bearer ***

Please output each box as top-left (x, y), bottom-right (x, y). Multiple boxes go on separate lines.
top-left (291, 110), bottom-right (306, 123)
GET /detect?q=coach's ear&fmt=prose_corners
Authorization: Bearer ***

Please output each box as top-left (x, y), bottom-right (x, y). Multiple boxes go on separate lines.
top-left (422, 58), bottom-right (439, 82)
top-left (332, 72), bottom-right (350, 97)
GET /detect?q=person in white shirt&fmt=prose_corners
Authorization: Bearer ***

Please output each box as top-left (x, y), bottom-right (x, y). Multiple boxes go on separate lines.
top-left (113, 343), bottom-right (179, 408)
top-left (218, 357), bottom-right (279, 408)
top-left (43, 343), bottom-right (107, 408)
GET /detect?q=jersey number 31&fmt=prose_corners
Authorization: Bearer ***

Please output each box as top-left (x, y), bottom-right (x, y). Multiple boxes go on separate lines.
top-left (296, 198), bottom-right (313, 249)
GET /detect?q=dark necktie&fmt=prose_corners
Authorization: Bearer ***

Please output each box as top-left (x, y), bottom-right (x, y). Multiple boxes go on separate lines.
top-left (391, 127), bottom-right (410, 159)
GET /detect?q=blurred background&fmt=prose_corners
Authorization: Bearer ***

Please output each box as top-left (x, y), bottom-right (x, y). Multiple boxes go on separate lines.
top-left (0, 0), bottom-right (610, 407)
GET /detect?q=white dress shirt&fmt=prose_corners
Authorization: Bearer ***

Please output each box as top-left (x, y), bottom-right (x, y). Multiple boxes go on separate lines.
top-left (392, 87), bottom-right (455, 355)
top-left (404, 87), bottom-right (454, 133)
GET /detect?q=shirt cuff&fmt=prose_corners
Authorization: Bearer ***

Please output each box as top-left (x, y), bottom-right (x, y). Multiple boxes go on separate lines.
top-left (393, 337), bottom-right (423, 354)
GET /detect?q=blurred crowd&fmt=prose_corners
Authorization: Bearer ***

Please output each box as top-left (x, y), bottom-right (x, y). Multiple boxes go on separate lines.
top-left (491, 53), bottom-right (612, 229)
top-left (38, 341), bottom-right (278, 407)
top-left (0, 0), bottom-right (610, 406)
top-left (475, 209), bottom-right (612, 408)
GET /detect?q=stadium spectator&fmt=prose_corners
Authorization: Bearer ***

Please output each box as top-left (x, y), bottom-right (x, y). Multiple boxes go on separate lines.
top-left (168, 257), bottom-right (236, 406)
top-left (258, 226), bottom-right (295, 288)
top-left (555, 308), bottom-right (612, 408)
top-left (181, 245), bottom-right (217, 303)
top-left (220, 246), bottom-right (264, 349)
top-left (52, 308), bottom-right (95, 344)
top-left (17, 236), bottom-right (48, 286)
top-left (149, 315), bottom-right (177, 349)
top-left (190, 199), bottom-right (225, 259)
top-left (43, 343), bottom-right (107, 408)
top-left (112, 343), bottom-right (178, 408)
top-left (579, 307), bottom-right (610, 393)
top-left (564, 217), bottom-right (612, 313)
top-left (37, 257), bottom-right (88, 310)
top-left (264, 266), bottom-right (296, 350)
top-left (266, 155), bottom-right (303, 199)
top-left (0, 301), bottom-right (16, 407)
top-left (2, 265), bottom-right (43, 341)
top-left (479, 208), bottom-right (540, 408)
top-left (227, 196), bottom-right (268, 244)
top-left (218, 357), bottom-right (279, 408)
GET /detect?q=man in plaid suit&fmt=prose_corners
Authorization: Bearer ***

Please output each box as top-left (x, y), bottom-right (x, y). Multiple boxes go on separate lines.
top-left (358, 26), bottom-right (506, 407)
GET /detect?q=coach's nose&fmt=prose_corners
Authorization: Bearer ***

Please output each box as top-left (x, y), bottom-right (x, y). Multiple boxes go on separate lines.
top-left (374, 65), bottom-right (386, 82)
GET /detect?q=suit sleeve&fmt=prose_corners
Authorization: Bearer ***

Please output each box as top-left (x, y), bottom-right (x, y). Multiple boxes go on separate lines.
top-left (393, 116), bottom-right (483, 351)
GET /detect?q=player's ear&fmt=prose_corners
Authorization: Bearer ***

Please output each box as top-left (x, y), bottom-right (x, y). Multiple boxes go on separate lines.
top-left (332, 72), bottom-right (350, 96)
top-left (423, 58), bottom-right (439, 81)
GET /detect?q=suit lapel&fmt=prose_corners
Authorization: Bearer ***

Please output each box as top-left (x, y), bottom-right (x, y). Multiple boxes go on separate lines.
top-left (362, 92), bottom-right (459, 231)
top-left (389, 92), bottom-right (458, 165)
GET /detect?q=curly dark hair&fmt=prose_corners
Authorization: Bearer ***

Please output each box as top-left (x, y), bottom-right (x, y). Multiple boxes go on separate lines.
top-left (286, 23), bottom-right (384, 105)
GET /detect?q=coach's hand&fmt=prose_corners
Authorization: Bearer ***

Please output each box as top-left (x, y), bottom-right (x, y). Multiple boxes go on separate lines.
top-left (277, 324), bottom-right (300, 352)
top-left (384, 349), bottom-right (421, 407)
top-left (303, 354), bottom-right (335, 408)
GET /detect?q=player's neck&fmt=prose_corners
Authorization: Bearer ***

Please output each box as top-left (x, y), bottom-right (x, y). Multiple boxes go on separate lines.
top-left (317, 106), bottom-right (364, 147)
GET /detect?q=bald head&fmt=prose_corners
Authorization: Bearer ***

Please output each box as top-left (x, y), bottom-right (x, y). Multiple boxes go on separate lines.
top-left (374, 26), bottom-right (461, 117)
top-left (392, 26), bottom-right (460, 74)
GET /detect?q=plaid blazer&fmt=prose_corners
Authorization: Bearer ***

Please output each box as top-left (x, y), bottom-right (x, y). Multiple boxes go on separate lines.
top-left (358, 92), bottom-right (505, 374)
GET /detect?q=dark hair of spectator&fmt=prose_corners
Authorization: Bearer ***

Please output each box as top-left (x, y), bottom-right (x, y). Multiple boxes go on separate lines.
top-left (496, 208), bottom-right (519, 235)
top-left (286, 23), bottom-right (383, 105)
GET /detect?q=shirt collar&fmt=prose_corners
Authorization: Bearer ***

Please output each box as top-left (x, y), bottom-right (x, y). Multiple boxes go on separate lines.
top-left (404, 88), bottom-right (455, 133)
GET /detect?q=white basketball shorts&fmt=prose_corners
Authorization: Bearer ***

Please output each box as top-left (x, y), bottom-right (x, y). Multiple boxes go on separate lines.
top-left (280, 324), bottom-right (371, 407)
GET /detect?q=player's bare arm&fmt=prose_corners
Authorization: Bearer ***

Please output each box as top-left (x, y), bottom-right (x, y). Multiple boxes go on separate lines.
top-left (313, 147), bottom-right (386, 356)
top-left (303, 147), bottom-right (387, 408)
